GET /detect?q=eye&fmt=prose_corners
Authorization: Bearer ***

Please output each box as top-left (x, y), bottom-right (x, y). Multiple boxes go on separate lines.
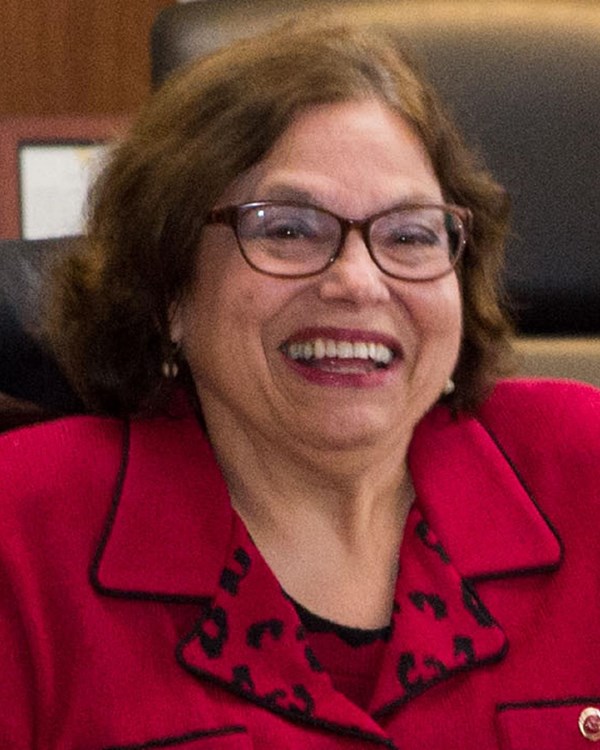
top-left (242, 206), bottom-right (321, 241)
top-left (373, 209), bottom-right (448, 252)
top-left (381, 219), bottom-right (441, 248)
top-left (262, 218), bottom-right (317, 241)
top-left (389, 226), bottom-right (439, 247)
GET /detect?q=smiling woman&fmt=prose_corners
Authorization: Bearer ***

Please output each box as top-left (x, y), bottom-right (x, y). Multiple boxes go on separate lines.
top-left (171, 99), bottom-right (463, 463)
top-left (1, 15), bottom-right (600, 750)
top-left (48, 20), bottom-right (511, 418)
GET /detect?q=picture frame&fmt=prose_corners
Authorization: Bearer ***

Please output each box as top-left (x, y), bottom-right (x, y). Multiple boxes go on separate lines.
top-left (0, 115), bottom-right (130, 240)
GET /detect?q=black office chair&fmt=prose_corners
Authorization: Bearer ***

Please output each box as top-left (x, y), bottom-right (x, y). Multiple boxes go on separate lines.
top-left (0, 237), bottom-right (83, 428)
top-left (151, 0), bottom-right (600, 382)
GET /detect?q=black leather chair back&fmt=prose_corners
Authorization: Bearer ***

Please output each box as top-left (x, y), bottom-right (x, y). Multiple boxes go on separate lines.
top-left (151, 0), bottom-right (600, 335)
top-left (0, 238), bottom-right (82, 416)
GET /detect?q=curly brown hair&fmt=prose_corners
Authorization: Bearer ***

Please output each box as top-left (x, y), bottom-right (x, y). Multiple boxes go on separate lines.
top-left (48, 17), bottom-right (513, 416)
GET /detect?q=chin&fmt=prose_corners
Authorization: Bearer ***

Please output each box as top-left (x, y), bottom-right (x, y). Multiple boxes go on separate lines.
top-left (294, 408), bottom-right (408, 453)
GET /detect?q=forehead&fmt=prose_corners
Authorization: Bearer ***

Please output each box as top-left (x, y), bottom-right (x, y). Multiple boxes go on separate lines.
top-left (218, 99), bottom-right (442, 213)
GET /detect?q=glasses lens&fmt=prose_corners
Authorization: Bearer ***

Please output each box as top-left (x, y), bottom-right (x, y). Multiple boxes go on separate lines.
top-left (237, 204), bottom-right (339, 276)
top-left (370, 207), bottom-right (462, 280)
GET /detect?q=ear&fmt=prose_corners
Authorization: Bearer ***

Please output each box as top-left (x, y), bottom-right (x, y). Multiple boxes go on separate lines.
top-left (168, 300), bottom-right (184, 345)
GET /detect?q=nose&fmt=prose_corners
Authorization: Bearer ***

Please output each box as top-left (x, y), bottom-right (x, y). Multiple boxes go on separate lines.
top-left (317, 229), bottom-right (391, 305)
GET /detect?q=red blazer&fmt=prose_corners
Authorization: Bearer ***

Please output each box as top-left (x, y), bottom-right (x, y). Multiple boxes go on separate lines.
top-left (1, 379), bottom-right (599, 750)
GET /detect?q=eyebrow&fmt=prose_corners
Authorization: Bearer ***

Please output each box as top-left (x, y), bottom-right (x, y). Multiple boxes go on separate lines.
top-left (258, 184), bottom-right (319, 205)
top-left (256, 182), bottom-right (443, 210)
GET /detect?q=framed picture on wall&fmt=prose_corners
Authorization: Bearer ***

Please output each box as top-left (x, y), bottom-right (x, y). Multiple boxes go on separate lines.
top-left (0, 115), bottom-right (130, 240)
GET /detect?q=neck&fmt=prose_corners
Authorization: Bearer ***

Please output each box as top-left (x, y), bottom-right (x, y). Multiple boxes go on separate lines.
top-left (207, 410), bottom-right (413, 544)
top-left (203, 407), bottom-right (414, 628)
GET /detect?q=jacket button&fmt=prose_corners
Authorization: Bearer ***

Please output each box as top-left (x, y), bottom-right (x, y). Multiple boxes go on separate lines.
top-left (579, 707), bottom-right (600, 742)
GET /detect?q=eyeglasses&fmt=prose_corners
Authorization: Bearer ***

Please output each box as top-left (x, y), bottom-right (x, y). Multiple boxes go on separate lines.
top-left (205, 201), bottom-right (472, 281)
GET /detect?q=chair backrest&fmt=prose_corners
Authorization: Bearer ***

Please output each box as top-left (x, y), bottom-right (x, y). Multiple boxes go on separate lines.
top-left (0, 237), bottom-right (82, 420)
top-left (151, 0), bottom-right (600, 337)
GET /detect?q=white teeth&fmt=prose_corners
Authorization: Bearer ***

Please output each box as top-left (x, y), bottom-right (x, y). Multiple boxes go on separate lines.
top-left (285, 338), bottom-right (395, 365)
top-left (314, 339), bottom-right (326, 359)
top-left (288, 342), bottom-right (303, 359)
top-left (375, 343), bottom-right (393, 365)
top-left (325, 339), bottom-right (337, 357)
top-left (338, 342), bottom-right (354, 359)
top-left (354, 342), bottom-right (369, 360)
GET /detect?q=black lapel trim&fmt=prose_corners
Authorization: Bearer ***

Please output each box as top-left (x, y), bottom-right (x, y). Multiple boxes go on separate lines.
top-left (88, 418), bottom-right (210, 605)
top-left (498, 696), bottom-right (600, 712)
top-left (103, 725), bottom-right (247, 749)
top-left (371, 579), bottom-right (509, 719)
top-left (175, 622), bottom-right (399, 750)
top-left (373, 416), bottom-right (565, 718)
top-left (372, 647), bottom-right (508, 720)
top-left (470, 415), bottom-right (565, 582)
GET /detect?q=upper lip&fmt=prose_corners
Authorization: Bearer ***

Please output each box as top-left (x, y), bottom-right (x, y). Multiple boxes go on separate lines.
top-left (281, 326), bottom-right (403, 356)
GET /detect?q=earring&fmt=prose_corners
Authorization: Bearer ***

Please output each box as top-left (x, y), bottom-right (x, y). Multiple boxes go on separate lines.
top-left (161, 342), bottom-right (180, 379)
top-left (443, 377), bottom-right (455, 396)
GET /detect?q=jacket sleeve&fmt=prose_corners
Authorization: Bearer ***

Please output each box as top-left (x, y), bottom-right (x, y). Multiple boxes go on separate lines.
top-left (0, 417), bottom-right (124, 749)
top-left (0, 425), bottom-right (67, 749)
top-left (0, 542), bottom-right (37, 749)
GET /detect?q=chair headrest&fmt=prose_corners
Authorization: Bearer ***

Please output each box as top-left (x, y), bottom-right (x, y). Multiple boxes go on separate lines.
top-left (0, 238), bottom-right (83, 412)
top-left (151, 0), bottom-right (600, 334)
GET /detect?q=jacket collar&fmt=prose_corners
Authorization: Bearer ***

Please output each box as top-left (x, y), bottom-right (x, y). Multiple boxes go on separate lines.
top-left (92, 400), bottom-right (561, 600)
top-left (408, 406), bottom-right (562, 580)
top-left (89, 398), bottom-right (562, 738)
top-left (91, 407), bottom-right (233, 601)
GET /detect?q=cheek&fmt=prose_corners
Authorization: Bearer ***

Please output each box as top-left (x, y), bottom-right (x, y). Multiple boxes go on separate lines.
top-left (402, 279), bottom-right (462, 373)
top-left (180, 246), bottom-right (246, 338)
top-left (445, 280), bottom-right (463, 338)
top-left (179, 265), bottom-right (282, 378)
top-left (407, 277), bottom-right (461, 333)
top-left (436, 285), bottom-right (462, 341)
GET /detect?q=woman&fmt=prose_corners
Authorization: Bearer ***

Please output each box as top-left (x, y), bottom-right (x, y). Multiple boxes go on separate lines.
top-left (1, 18), bottom-right (599, 750)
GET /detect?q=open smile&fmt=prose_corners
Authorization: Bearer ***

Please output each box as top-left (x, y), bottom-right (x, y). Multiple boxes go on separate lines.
top-left (282, 337), bottom-right (395, 369)
top-left (279, 328), bottom-right (401, 385)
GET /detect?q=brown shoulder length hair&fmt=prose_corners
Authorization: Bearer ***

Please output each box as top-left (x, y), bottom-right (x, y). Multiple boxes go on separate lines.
top-left (47, 18), bottom-right (513, 417)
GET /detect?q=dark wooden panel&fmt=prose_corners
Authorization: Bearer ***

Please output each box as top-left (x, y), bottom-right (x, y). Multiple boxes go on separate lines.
top-left (0, 0), bottom-right (173, 115)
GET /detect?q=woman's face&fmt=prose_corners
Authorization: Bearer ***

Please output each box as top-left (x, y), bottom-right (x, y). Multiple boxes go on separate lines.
top-left (172, 99), bottom-right (462, 453)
